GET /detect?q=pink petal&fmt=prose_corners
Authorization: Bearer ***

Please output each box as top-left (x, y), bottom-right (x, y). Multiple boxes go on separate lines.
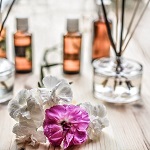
top-left (72, 129), bottom-right (87, 145)
top-left (49, 130), bottom-right (64, 146)
top-left (43, 105), bottom-right (90, 149)
top-left (64, 132), bottom-right (74, 149)
top-left (67, 106), bottom-right (90, 129)
top-left (43, 123), bottom-right (63, 146)
top-left (45, 105), bottom-right (66, 123)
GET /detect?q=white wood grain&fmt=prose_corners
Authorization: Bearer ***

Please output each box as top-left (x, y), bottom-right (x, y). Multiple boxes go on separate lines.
top-left (1, 38), bottom-right (150, 150)
top-left (1, 2), bottom-right (150, 150)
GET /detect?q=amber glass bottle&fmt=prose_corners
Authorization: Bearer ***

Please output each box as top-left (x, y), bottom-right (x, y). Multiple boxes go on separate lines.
top-left (0, 25), bottom-right (7, 58)
top-left (92, 17), bottom-right (112, 61)
top-left (63, 18), bottom-right (82, 74)
top-left (14, 18), bottom-right (32, 73)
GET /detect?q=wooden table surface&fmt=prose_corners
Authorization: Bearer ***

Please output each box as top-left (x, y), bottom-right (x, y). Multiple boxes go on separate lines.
top-left (1, 4), bottom-right (150, 150)
top-left (1, 36), bottom-right (150, 150)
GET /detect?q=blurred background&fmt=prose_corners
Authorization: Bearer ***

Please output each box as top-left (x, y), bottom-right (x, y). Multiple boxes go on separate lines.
top-left (1, 0), bottom-right (150, 75)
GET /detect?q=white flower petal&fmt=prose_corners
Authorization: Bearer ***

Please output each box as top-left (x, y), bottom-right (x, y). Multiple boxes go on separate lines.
top-left (8, 89), bottom-right (31, 120)
top-left (93, 104), bottom-right (107, 118)
top-left (27, 96), bottom-right (44, 122)
top-left (20, 110), bottom-right (31, 119)
top-left (79, 102), bottom-right (107, 118)
top-left (19, 116), bottom-right (41, 129)
top-left (13, 123), bottom-right (35, 136)
top-left (15, 132), bottom-right (45, 148)
top-left (13, 118), bottom-right (46, 144)
top-left (17, 89), bottom-right (30, 105)
top-left (42, 76), bottom-right (73, 106)
top-left (31, 131), bottom-right (46, 143)
top-left (101, 118), bottom-right (109, 127)
top-left (9, 88), bottom-right (44, 126)
top-left (8, 100), bottom-right (21, 120)
top-left (42, 75), bottom-right (60, 90)
top-left (39, 88), bottom-right (52, 103)
top-left (54, 81), bottom-right (73, 103)
top-left (16, 135), bottom-right (30, 149)
top-left (30, 89), bottom-right (43, 104)
top-left (79, 102), bottom-right (109, 140)
top-left (78, 102), bottom-right (93, 115)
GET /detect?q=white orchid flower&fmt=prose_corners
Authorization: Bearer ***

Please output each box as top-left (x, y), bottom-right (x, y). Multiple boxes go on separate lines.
top-left (79, 102), bottom-right (109, 140)
top-left (40, 76), bottom-right (73, 107)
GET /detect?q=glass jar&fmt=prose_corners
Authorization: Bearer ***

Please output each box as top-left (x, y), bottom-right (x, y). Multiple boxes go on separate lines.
top-left (92, 57), bottom-right (143, 103)
top-left (0, 58), bottom-right (15, 103)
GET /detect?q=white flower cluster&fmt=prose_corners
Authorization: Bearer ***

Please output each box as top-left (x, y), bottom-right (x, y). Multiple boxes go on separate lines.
top-left (8, 89), bottom-right (45, 147)
top-left (8, 76), bottom-right (73, 147)
top-left (8, 75), bottom-right (109, 148)
top-left (79, 103), bottom-right (109, 140)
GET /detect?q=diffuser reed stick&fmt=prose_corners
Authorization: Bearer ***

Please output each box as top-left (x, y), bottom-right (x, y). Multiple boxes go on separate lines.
top-left (122, 0), bottom-right (150, 52)
top-left (101, 0), bottom-right (117, 56)
top-left (0, 0), bottom-right (2, 12)
top-left (101, 0), bottom-right (149, 55)
top-left (115, 0), bottom-right (119, 48)
top-left (0, 0), bottom-right (16, 35)
top-left (122, 0), bottom-right (141, 46)
top-left (118, 0), bottom-right (126, 56)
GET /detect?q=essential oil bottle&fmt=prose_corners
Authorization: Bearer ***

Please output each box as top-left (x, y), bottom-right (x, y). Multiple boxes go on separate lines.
top-left (14, 18), bottom-right (32, 73)
top-left (63, 18), bottom-right (82, 74)
top-left (92, 1), bottom-right (112, 61)
top-left (0, 13), bottom-right (7, 58)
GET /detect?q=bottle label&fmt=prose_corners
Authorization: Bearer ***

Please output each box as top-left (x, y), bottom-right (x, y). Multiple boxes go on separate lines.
top-left (64, 53), bottom-right (80, 60)
top-left (63, 36), bottom-right (81, 73)
top-left (64, 60), bottom-right (80, 72)
top-left (0, 37), bottom-right (6, 58)
top-left (15, 45), bottom-right (32, 71)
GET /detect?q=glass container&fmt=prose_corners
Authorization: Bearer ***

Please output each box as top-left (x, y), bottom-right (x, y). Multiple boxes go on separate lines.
top-left (0, 58), bottom-right (15, 103)
top-left (93, 57), bottom-right (143, 103)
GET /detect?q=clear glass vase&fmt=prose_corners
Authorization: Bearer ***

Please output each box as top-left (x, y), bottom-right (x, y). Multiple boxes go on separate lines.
top-left (92, 57), bottom-right (143, 103)
top-left (0, 58), bottom-right (15, 103)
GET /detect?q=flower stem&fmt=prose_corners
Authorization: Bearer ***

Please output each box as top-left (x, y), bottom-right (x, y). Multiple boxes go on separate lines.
top-left (40, 63), bottom-right (63, 83)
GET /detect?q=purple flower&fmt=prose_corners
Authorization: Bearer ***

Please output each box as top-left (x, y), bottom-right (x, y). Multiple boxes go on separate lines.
top-left (43, 105), bottom-right (90, 149)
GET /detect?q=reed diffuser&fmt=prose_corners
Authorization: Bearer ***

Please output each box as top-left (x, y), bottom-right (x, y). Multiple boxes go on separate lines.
top-left (93, 0), bottom-right (149, 103)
